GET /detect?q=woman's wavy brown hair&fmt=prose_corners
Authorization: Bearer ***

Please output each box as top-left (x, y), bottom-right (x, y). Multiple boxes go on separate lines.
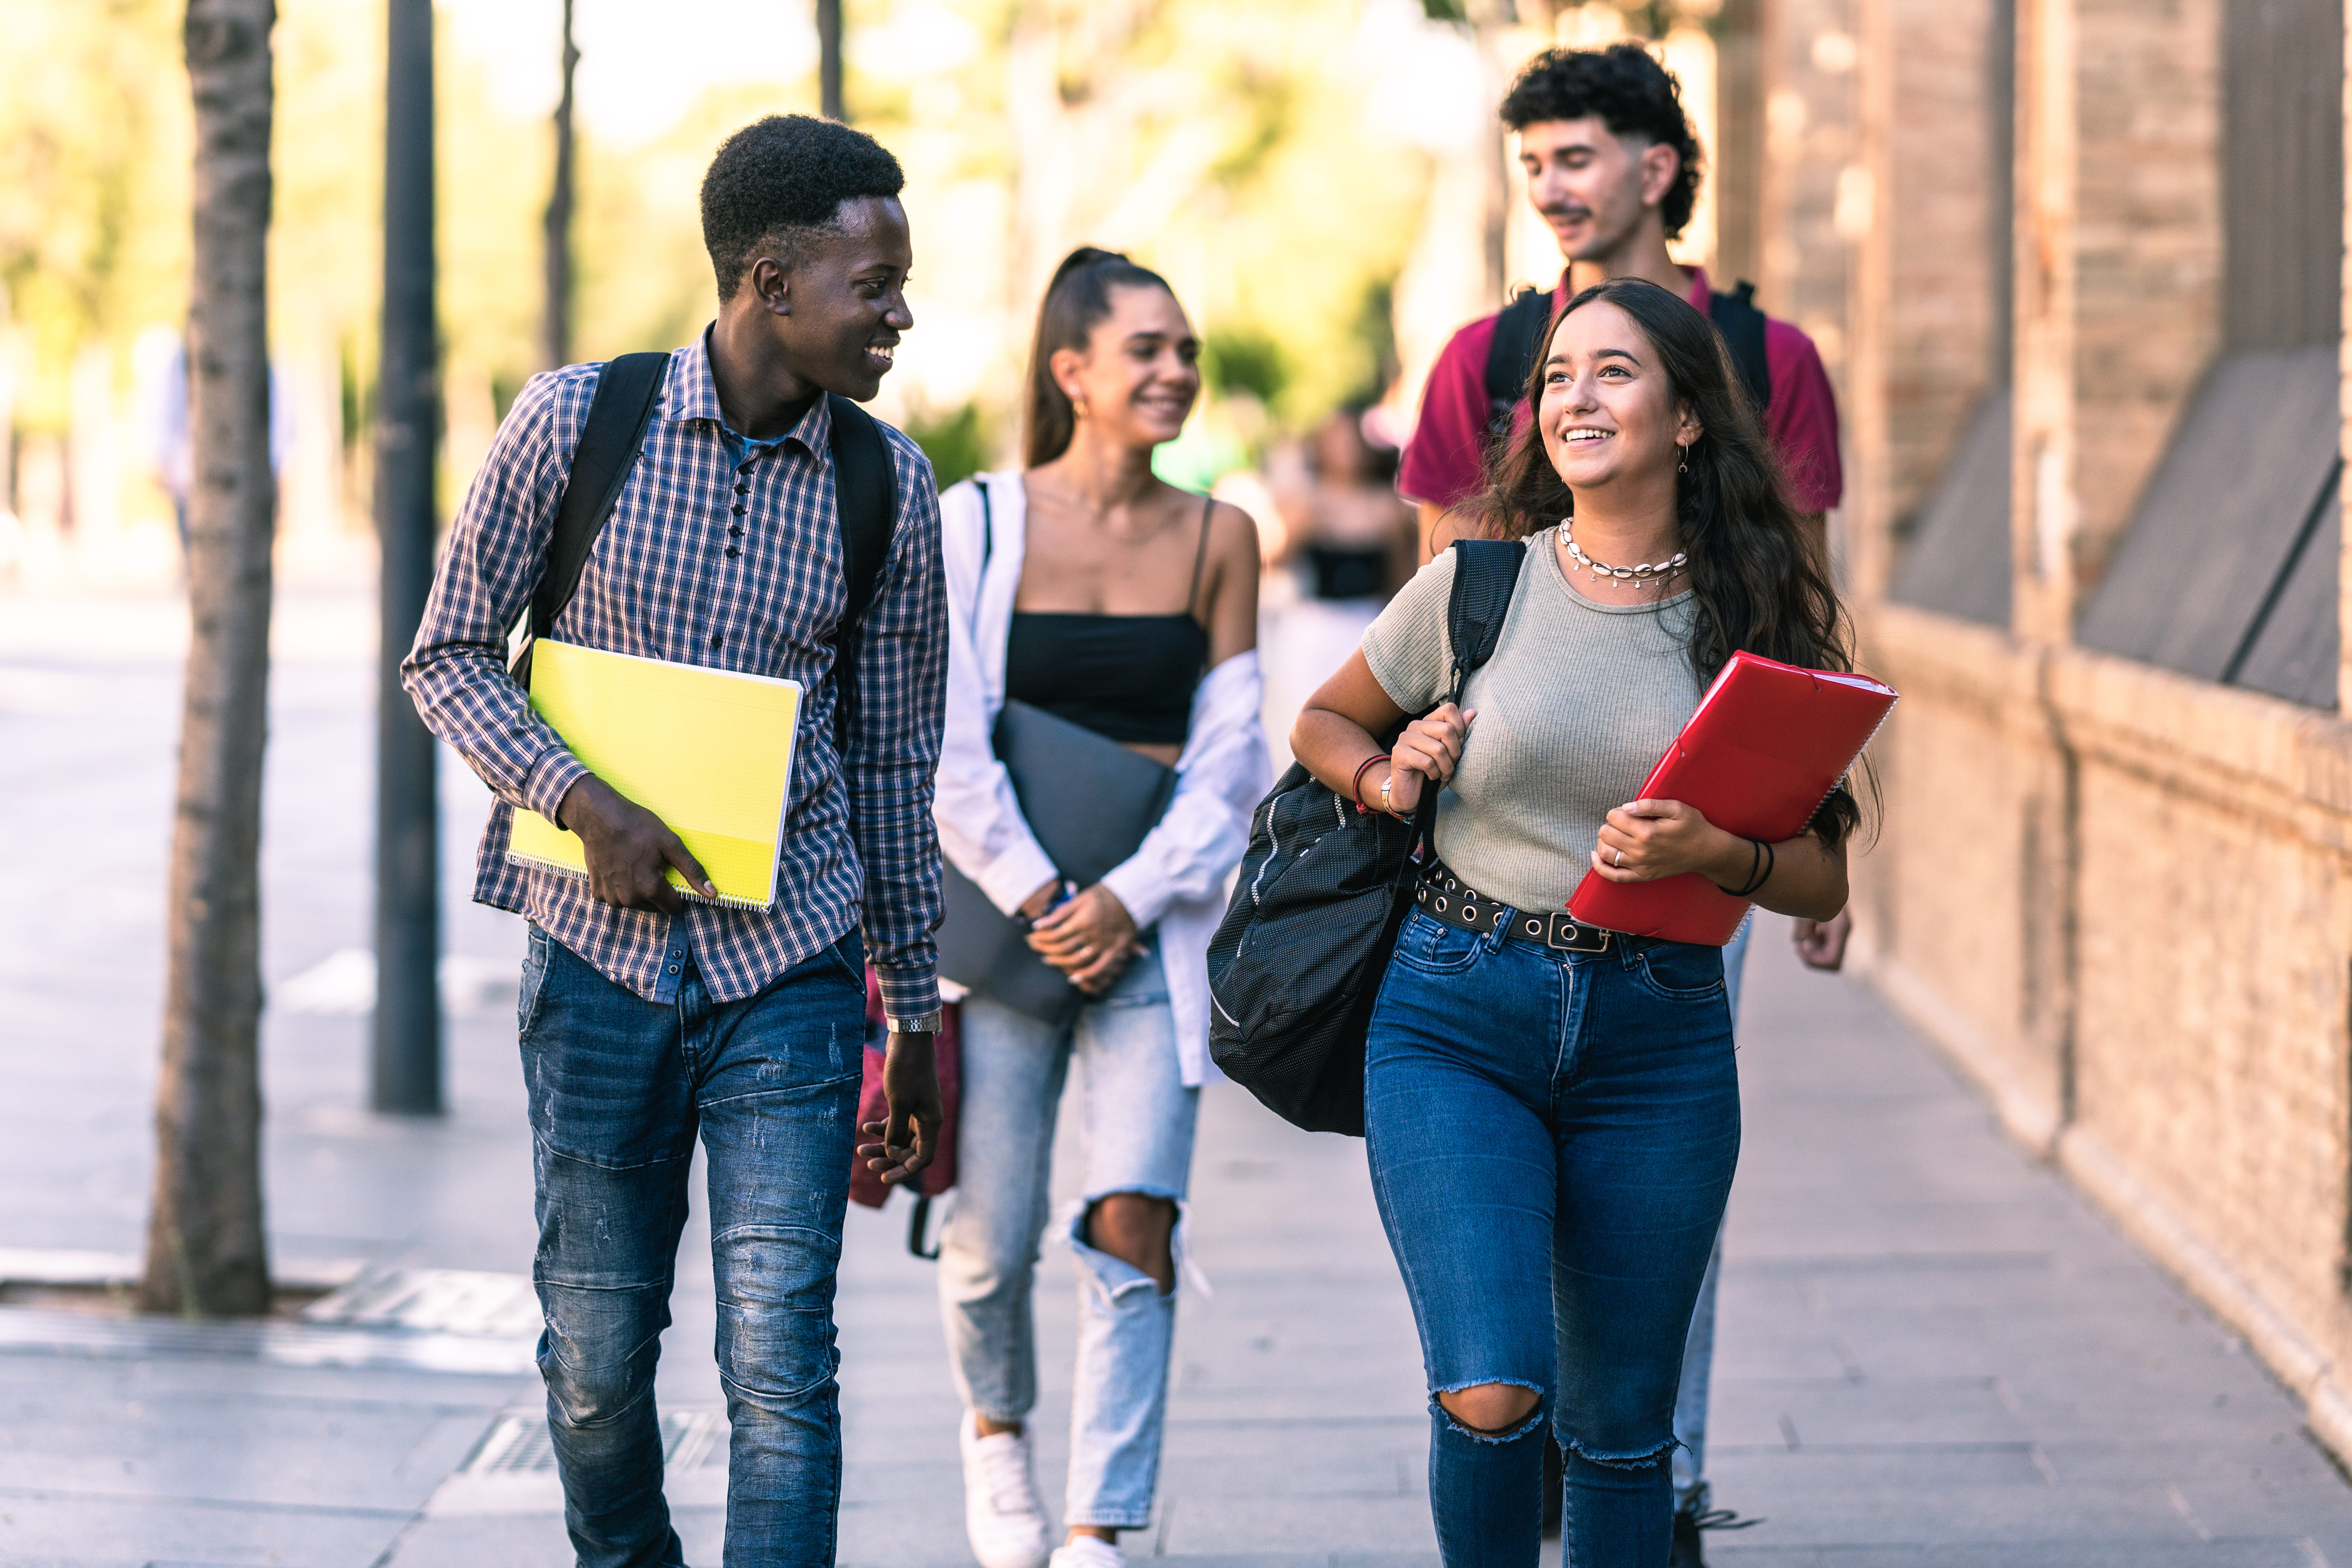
top-left (1464, 275), bottom-right (1867, 848)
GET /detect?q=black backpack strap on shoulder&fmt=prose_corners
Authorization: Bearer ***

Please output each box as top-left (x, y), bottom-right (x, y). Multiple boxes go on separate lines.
top-left (1483, 287), bottom-right (1555, 439)
top-left (1709, 281), bottom-right (1773, 416)
top-left (1408, 537), bottom-right (1528, 855)
top-left (510, 349), bottom-right (670, 683)
top-left (824, 392), bottom-right (901, 757)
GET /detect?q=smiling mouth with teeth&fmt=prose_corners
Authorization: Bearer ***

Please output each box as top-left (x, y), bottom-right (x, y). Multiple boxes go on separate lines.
top-left (1565, 429), bottom-right (1614, 442)
top-left (866, 344), bottom-right (896, 365)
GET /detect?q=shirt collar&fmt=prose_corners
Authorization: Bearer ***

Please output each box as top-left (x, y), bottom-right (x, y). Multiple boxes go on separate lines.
top-left (665, 325), bottom-right (835, 457)
top-left (1550, 263), bottom-right (1713, 310)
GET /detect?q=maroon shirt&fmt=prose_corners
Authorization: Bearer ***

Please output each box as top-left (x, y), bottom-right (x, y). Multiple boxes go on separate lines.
top-left (1399, 265), bottom-right (1844, 515)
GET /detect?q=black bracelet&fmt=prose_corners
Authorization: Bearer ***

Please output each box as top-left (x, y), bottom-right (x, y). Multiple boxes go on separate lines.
top-left (1721, 838), bottom-right (1774, 899)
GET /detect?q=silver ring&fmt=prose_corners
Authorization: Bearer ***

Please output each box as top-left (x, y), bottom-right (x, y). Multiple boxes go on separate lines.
top-left (1613, 848), bottom-right (1624, 867)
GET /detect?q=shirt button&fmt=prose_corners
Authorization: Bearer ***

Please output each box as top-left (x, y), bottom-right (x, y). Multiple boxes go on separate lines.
top-left (734, 483), bottom-right (749, 495)
top-left (726, 546), bottom-right (740, 558)
top-left (731, 504), bottom-right (746, 515)
top-left (710, 633), bottom-right (724, 648)
top-left (729, 525), bottom-right (744, 537)
top-left (737, 461), bottom-right (754, 475)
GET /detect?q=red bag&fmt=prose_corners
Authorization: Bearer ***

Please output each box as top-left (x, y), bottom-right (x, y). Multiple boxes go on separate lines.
top-left (848, 969), bottom-right (959, 1254)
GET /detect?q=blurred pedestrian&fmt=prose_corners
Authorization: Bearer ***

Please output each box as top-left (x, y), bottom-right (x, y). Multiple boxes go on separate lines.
top-left (930, 247), bottom-right (1267, 1568)
top-left (1398, 45), bottom-right (1853, 1553)
top-left (402, 115), bottom-right (946, 1566)
top-left (1260, 407), bottom-right (1418, 769)
top-left (1292, 278), bottom-right (1862, 1566)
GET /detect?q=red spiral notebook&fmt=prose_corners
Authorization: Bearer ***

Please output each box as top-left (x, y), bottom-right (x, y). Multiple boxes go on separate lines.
top-left (1566, 651), bottom-right (1898, 946)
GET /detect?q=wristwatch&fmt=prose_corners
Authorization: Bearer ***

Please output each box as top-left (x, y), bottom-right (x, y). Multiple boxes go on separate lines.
top-left (886, 1009), bottom-right (945, 1036)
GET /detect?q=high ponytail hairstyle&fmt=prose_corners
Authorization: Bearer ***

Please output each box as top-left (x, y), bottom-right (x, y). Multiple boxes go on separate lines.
top-left (1465, 276), bottom-right (1869, 849)
top-left (1023, 246), bottom-right (1179, 468)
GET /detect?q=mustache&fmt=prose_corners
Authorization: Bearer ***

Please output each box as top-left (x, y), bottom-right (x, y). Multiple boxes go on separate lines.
top-left (1537, 203), bottom-right (1593, 223)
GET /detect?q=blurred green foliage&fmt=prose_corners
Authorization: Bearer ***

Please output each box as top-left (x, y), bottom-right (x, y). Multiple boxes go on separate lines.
top-left (906, 401), bottom-right (989, 491)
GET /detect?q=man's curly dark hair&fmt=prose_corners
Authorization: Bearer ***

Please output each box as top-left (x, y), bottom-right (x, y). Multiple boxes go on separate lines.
top-left (1500, 43), bottom-right (1704, 241)
top-left (700, 114), bottom-right (906, 300)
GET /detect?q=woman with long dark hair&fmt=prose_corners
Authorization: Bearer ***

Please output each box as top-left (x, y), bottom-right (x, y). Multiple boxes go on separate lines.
top-left (1291, 276), bottom-right (1861, 1564)
top-left (930, 248), bottom-right (1266, 1568)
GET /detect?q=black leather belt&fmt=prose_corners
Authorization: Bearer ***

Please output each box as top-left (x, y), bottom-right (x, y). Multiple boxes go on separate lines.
top-left (1413, 863), bottom-right (1620, 954)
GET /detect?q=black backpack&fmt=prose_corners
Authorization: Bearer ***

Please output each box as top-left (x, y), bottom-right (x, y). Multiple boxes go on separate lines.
top-left (1205, 539), bottom-right (1526, 1136)
top-left (1482, 278), bottom-right (1774, 440)
top-left (507, 351), bottom-right (898, 757)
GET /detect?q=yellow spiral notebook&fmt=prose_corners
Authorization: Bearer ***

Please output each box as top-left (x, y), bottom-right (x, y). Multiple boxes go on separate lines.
top-left (506, 640), bottom-right (801, 911)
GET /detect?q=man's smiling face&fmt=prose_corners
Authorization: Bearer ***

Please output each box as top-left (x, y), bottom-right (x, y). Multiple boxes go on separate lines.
top-left (767, 194), bottom-right (914, 402)
top-left (1518, 117), bottom-right (1679, 264)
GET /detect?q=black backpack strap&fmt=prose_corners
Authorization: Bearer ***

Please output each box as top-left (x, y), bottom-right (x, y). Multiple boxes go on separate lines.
top-left (1482, 287), bottom-right (1555, 439)
top-left (509, 350), bottom-right (670, 683)
top-left (1709, 281), bottom-right (1773, 416)
top-left (1445, 538), bottom-right (1529, 700)
top-left (825, 392), bottom-right (901, 757)
top-left (1407, 537), bottom-right (1528, 857)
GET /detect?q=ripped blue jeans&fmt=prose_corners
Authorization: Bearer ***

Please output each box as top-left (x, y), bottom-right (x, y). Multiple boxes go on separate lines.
top-left (518, 924), bottom-right (867, 1568)
top-left (1366, 910), bottom-right (1740, 1567)
top-left (938, 944), bottom-right (1198, 1529)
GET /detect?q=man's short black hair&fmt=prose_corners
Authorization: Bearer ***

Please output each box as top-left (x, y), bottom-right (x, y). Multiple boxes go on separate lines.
top-left (700, 114), bottom-right (906, 300)
top-left (1500, 43), bottom-right (1703, 241)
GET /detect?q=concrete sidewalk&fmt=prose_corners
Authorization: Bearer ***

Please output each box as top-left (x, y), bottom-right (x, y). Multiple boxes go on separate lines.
top-left (6, 583), bottom-right (2352, 1565)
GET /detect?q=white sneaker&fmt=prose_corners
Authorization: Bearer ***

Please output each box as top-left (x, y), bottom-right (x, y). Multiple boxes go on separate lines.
top-left (1049, 1537), bottom-right (1125, 1568)
top-left (959, 1414), bottom-right (1054, 1568)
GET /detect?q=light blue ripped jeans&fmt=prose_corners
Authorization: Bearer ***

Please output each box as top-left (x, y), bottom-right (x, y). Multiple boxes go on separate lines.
top-left (937, 944), bottom-right (1200, 1530)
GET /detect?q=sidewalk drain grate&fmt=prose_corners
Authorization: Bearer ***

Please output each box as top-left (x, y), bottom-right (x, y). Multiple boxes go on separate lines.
top-left (301, 1268), bottom-right (541, 1338)
top-left (465, 1409), bottom-right (728, 1475)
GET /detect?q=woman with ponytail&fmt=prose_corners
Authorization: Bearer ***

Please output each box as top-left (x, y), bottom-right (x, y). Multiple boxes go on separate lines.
top-left (1290, 276), bottom-right (1862, 1565)
top-left (929, 248), bottom-right (1267, 1568)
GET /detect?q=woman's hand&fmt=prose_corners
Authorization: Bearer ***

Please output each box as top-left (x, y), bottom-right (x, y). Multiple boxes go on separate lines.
top-left (1028, 883), bottom-right (1142, 995)
top-left (1383, 704), bottom-right (1475, 814)
top-left (1590, 798), bottom-right (1744, 882)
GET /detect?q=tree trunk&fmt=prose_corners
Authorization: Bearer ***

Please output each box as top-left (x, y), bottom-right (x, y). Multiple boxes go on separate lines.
top-left (140, 0), bottom-right (278, 1319)
top-left (541, 0), bottom-right (577, 372)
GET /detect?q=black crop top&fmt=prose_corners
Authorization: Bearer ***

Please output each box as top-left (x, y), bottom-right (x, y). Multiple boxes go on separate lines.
top-left (1003, 496), bottom-right (1214, 746)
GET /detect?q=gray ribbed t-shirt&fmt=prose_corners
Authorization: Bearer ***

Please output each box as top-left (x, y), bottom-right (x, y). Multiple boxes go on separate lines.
top-left (1361, 525), bottom-right (1704, 915)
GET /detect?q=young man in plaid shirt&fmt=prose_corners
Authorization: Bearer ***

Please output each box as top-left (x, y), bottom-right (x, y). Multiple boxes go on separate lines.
top-left (405, 115), bottom-right (946, 1565)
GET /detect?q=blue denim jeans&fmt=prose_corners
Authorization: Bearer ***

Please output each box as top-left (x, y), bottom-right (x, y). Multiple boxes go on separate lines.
top-left (1672, 915), bottom-right (1749, 1515)
top-left (1366, 910), bottom-right (1740, 1568)
top-left (938, 945), bottom-right (1199, 1528)
top-left (517, 924), bottom-right (867, 1568)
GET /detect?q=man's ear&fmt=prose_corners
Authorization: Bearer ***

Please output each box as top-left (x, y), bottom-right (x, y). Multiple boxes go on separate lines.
top-left (1639, 140), bottom-right (1681, 212)
top-left (748, 254), bottom-right (793, 317)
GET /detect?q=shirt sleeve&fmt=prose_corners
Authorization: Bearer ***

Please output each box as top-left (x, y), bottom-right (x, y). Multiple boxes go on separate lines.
top-left (1397, 315), bottom-right (1503, 510)
top-left (1358, 550), bottom-right (1458, 714)
top-left (849, 432), bottom-right (949, 1022)
top-left (1763, 319), bottom-right (1844, 512)
top-left (400, 369), bottom-right (593, 823)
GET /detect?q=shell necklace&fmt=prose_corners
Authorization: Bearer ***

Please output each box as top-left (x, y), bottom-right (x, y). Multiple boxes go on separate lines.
top-left (1562, 518), bottom-right (1688, 585)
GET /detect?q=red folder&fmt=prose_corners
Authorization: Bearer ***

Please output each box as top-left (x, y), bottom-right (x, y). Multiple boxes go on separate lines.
top-left (1566, 650), bottom-right (1897, 945)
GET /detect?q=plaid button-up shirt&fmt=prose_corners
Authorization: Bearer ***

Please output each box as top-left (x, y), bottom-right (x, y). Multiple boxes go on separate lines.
top-left (403, 333), bottom-right (946, 1017)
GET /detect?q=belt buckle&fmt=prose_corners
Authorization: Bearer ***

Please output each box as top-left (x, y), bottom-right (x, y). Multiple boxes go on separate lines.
top-left (1550, 916), bottom-right (1610, 954)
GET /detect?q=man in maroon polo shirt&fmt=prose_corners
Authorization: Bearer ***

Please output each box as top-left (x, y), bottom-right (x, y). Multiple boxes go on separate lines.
top-left (1403, 42), bottom-right (1842, 557)
top-left (1400, 43), bottom-right (1849, 1564)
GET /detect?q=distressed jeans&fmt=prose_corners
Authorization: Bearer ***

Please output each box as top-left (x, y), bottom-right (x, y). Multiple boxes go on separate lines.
top-left (937, 946), bottom-right (1199, 1529)
top-left (518, 924), bottom-right (867, 1568)
top-left (1366, 910), bottom-right (1740, 1568)
top-left (1672, 915), bottom-right (1750, 1515)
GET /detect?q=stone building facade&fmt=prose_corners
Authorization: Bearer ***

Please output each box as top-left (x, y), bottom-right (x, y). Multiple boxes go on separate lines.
top-left (1732, 0), bottom-right (2352, 1454)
